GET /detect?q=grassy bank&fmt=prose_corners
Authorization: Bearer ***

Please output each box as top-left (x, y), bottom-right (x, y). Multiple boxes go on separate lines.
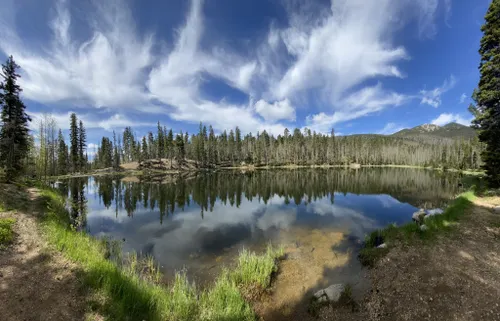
top-left (359, 191), bottom-right (476, 267)
top-left (37, 186), bottom-right (283, 320)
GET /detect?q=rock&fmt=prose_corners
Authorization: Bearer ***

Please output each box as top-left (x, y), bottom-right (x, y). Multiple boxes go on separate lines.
top-left (412, 209), bottom-right (427, 224)
top-left (493, 206), bottom-right (500, 214)
top-left (377, 243), bottom-right (387, 249)
top-left (420, 224), bottom-right (428, 232)
top-left (313, 284), bottom-right (344, 303)
top-left (426, 208), bottom-right (444, 216)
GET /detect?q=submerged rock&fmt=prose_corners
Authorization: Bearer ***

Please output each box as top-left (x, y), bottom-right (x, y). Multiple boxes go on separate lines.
top-left (493, 206), bottom-right (500, 214)
top-left (313, 284), bottom-right (345, 303)
top-left (412, 209), bottom-right (427, 224)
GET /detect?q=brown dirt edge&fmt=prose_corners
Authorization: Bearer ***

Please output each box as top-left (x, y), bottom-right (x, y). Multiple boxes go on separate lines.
top-left (0, 185), bottom-right (90, 321)
top-left (318, 196), bottom-right (500, 321)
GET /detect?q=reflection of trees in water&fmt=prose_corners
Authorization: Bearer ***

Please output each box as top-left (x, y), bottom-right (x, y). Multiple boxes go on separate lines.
top-left (56, 178), bottom-right (88, 230)
top-left (84, 169), bottom-right (461, 220)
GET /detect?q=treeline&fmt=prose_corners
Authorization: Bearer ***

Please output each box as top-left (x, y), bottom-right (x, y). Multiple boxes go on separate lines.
top-left (91, 124), bottom-right (483, 171)
top-left (35, 113), bottom-right (87, 178)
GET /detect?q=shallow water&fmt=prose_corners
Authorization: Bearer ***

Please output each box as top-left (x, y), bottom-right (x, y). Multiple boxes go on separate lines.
top-left (57, 168), bottom-right (462, 291)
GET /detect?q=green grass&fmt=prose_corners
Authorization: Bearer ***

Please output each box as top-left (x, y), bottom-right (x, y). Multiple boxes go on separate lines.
top-left (230, 244), bottom-right (284, 288)
top-left (0, 217), bottom-right (16, 248)
top-left (359, 191), bottom-right (476, 267)
top-left (36, 186), bottom-right (283, 321)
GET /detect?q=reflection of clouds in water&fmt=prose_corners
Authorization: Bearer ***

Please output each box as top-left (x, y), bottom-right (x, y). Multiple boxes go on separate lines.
top-left (375, 194), bottom-right (402, 208)
top-left (257, 207), bottom-right (297, 231)
top-left (306, 200), bottom-right (380, 238)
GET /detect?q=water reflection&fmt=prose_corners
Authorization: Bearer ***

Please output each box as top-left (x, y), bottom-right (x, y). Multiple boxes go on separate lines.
top-left (57, 168), bottom-right (462, 284)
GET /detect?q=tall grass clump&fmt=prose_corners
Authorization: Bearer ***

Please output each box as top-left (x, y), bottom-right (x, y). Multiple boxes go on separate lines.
top-left (200, 270), bottom-right (255, 321)
top-left (359, 191), bottom-right (476, 267)
top-left (0, 217), bottom-right (16, 248)
top-left (231, 244), bottom-right (284, 288)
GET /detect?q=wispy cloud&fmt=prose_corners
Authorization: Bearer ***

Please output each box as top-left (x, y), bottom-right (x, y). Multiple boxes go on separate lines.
top-left (305, 84), bottom-right (408, 134)
top-left (0, 0), bottom-right (451, 134)
top-left (420, 75), bottom-right (457, 108)
top-left (431, 113), bottom-right (472, 126)
top-left (377, 122), bottom-right (406, 135)
top-left (28, 111), bottom-right (155, 132)
top-left (460, 93), bottom-right (468, 104)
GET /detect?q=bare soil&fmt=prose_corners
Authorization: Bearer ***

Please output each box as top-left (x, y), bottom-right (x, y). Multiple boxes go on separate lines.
top-left (0, 186), bottom-right (87, 321)
top-left (317, 196), bottom-right (500, 321)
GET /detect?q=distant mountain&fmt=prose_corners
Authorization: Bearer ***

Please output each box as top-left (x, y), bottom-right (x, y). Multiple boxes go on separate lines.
top-left (392, 122), bottom-right (477, 139)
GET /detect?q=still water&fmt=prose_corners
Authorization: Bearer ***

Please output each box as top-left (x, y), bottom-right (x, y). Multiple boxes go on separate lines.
top-left (57, 168), bottom-right (462, 288)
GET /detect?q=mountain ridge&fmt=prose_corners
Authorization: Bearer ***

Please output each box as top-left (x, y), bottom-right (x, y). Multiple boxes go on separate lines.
top-left (392, 122), bottom-right (476, 139)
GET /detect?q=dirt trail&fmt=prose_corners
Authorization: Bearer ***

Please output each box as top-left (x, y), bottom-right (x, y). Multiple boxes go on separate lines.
top-left (318, 196), bottom-right (500, 321)
top-left (0, 187), bottom-right (86, 321)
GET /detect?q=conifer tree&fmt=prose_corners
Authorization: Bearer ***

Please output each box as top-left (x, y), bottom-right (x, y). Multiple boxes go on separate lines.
top-left (157, 122), bottom-right (164, 160)
top-left (57, 129), bottom-right (68, 175)
top-left (0, 56), bottom-right (31, 181)
top-left (69, 113), bottom-right (79, 172)
top-left (78, 120), bottom-right (86, 171)
top-left (470, 0), bottom-right (500, 187)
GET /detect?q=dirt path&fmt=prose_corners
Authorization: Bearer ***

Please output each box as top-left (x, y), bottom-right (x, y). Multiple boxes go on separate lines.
top-left (317, 196), bottom-right (500, 321)
top-left (0, 187), bottom-right (86, 321)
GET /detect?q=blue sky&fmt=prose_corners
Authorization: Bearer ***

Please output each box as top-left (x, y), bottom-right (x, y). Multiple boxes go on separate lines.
top-left (0, 0), bottom-right (491, 146)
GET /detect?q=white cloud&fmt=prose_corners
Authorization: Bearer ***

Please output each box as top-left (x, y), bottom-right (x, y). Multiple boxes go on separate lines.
top-left (28, 111), bottom-right (155, 132)
top-left (460, 93), bottom-right (467, 104)
top-left (305, 84), bottom-right (408, 133)
top-left (444, 0), bottom-right (452, 26)
top-left (254, 99), bottom-right (296, 122)
top-left (1, 0), bottom-right (450, 133)
top-left (0, 0), bottom-right (154, 109)
top-left (431, 113), bottom-right (472, 126)
top-left (270, 0), bottom-right (408, 103)
top-left (377, 122), bottom-right (406, 135)
top-left (420, 75), bottom-right (456, 108)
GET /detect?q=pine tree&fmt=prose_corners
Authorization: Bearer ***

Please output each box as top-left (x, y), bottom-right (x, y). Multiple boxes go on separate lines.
top-left (57, 129), bottom-right (68, 175)
top-left (176, 133), bottom-right (185, 164)
top-left (208, 126), bottom-right (217, 166)
top-left (0, 56), bottom-right (31, 181)
top-left (235, 126), bottom-right (242, 164)
top-left (78, 120), bottom-right (86, 171)
top-left (141, 136), bottom-right (148, 161)
top-left (157, 122), bottom-right (164, 160)
top-left (69, 113), bottom-right (79, 172)
top-left (167, 129), bottom-right (174, 168)
top-left (113, 131), bottom-right (120, 169)
top-left (470, 0), bottom-right (500, 187)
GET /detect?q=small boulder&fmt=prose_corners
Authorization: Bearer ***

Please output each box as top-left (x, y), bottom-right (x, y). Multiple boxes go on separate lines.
top-left (412, 209), bottom-right (427, 224)
top-left (493, 206), bottom-right (500, 214)
top-left (426, 209), bottom-right (444, 216)
top-left (376, 243), bottom-right (387, 249)
top-left (313, 284), bottom-right (344, 303)
top-left (420, 224), bottom-right (428, 232)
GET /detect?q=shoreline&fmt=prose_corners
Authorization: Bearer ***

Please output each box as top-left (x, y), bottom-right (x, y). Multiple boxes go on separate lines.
top-left (0, 183), bottom-right (286, 320)
top-left (2, 180), bottom-right (498, 320)
top-left (50, 164), bottom-right (485, 180)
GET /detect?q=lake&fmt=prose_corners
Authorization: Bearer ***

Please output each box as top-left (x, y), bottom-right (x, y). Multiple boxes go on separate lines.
top-left (56, 168), bottom-right (463, 293)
